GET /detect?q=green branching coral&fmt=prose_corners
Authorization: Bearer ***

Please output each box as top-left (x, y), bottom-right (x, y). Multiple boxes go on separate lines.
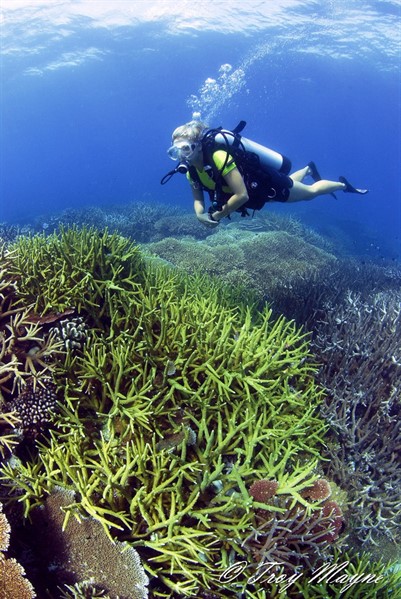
top-left (0, 227), bottom-right (336, 596)
top-left (8, 226), bottom-right (145, 324)
top-left (0, 245), bottom-right (64, 407)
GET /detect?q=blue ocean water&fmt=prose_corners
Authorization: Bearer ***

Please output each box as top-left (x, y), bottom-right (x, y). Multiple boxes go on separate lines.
top-left (1, 0), bottom-right (400, 258)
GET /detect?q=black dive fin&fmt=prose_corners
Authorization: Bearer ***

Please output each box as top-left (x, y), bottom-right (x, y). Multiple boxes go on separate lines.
top-left (339, 176), bottom-right (369, 195)
top-left (308, 161), bottom-right (337, 199)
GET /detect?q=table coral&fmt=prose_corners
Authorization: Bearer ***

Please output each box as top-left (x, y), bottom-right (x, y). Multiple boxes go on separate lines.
top-left (146, 228), bottom-right (336, 301)
top-left (31, 487), bottom-right (148, 599)
top-left (0, 558), bottom-right (36, 599)
top-left (0, 501), bottom-right (36, 598)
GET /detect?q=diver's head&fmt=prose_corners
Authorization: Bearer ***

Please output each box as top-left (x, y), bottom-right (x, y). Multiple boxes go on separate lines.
top-left (167, 120), bottom-right (208, 162)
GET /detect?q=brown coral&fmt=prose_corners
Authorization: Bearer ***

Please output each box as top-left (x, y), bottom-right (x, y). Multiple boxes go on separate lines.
top-left (0, 501), bottom-right (36, 599)
top-left (31, 488), bottom-right (148, 599)
top-left (249, 479), bottom-right (279, 502)
top-left (302, 478), bottom-right (332, 501)
top-left (6, 378), bottom-right (59, 438)
top-left (0, 557), bottom-right (36, 599)
top-left (0, 503), bottom-right (10, 553)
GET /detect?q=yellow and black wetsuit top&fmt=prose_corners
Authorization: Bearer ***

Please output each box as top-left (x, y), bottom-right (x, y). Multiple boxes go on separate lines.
top-left (186, 149), bottom-right (236, 199)
top-left (187, 147), bottom-right (293, 212)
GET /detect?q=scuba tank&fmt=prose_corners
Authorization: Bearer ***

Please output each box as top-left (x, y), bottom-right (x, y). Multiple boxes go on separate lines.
top-left (206, 121), bottom-right (292, 175)
top-left (214, 130), bottom-right (291, 174)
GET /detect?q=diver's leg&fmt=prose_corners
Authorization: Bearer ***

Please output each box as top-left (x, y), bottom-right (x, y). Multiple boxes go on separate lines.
top-left (290, 162), bottom-right (323, 183)
top-left (290, 166), bottom-right (310, 182)
top-left (288, 180), bottom-right (346, 202)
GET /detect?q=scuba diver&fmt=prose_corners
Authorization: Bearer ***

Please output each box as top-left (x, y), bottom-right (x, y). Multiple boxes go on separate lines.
top-left (161, 120), bottom-right (368, 228)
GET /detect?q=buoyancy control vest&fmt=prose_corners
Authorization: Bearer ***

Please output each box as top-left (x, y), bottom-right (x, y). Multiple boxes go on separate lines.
top-left (161, 121), bottom-right (294, 216)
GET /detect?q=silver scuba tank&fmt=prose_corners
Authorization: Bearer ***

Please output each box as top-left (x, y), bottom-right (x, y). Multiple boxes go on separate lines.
top-left (213, 129), bottom-right (292, 175)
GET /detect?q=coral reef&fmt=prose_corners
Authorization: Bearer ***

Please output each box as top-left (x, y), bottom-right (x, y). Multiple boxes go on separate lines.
top-left (311, 289), bottom-right (401, 553)
top-left (253, 255), bottom-right (401, 557)
top-left (264, 254), bottom-right (401, 555)
top-left (0, 227), bottom-right (331, 597)
top-left (0, 223), bottom-right (33, 246)
top-left (30, 487), bottom-right (148, 598)
top-left (33, 201), bottom-right (203, 243)
top-left (0, 226), bottom-right (399, 597)
top-left (0, 244), bottom-right (64, 404)
top-left (5, 377), bottom-right (59, 438)
top-left (244, 478), bottom-right (344, 574)
top-left (0, 501), bottom-right (36, 598)
top-left (146, 228), bottom-right (336, 299)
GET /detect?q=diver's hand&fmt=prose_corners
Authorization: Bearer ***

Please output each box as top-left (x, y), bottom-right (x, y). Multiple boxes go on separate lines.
top-left (196, 213), bottom-right (219, 228)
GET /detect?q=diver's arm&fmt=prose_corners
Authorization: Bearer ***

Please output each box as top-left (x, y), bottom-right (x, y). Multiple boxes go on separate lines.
top-left (192, 185), bottom-right (219, 228)
top-left (193, 186), bottom-right (206, 216)
top-left (211, 168), bottom-right (249, 221)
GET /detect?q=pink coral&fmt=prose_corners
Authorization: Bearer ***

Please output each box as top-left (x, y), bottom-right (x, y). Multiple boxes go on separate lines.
top-left (302, 478), bottom-right (332, 501)
top-left (249, 479), bottom-right (279, 502)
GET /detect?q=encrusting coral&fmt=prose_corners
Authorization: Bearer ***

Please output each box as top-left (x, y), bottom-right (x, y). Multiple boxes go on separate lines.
top-left (0, 227), bottom-right (398, 597)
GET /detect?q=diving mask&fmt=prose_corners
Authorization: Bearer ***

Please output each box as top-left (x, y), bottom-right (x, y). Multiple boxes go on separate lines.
top-left (167, 140), bottom-right (200, 162)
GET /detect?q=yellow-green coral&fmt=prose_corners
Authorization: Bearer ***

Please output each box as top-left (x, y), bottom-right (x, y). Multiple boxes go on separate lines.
top-left (1, 227), bottom-right (330, 596)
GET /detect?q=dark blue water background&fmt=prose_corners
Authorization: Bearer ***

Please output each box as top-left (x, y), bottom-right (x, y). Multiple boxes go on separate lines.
top-left (1, 2), bottom-right (400, 259)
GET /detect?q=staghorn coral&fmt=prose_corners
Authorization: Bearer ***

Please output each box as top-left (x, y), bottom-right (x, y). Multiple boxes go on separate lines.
top-left (0, 411), bottom-right (21, 458)
top-left (30, 487), bottom-right (148, 599)
top-left (58, 581), bottom-right (110, 598)
top-left (0, 227), bottom-right (330, 597)
top-left (310, 288), bottom-right (401, 553)
top-left (250, 551), bottom-right (401, 599)
top-left (0, 227), bottom-right (400, 596)
top-left (8, 226), bottom-right (146, 322)
top-left (243, 477), bottom-right (344, 576)
top-left (0, 255), bottom-right (64, 402)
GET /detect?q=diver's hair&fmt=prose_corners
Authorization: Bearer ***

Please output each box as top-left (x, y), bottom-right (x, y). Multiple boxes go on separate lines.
top-left (172, 120), bottom-right (208, 143)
